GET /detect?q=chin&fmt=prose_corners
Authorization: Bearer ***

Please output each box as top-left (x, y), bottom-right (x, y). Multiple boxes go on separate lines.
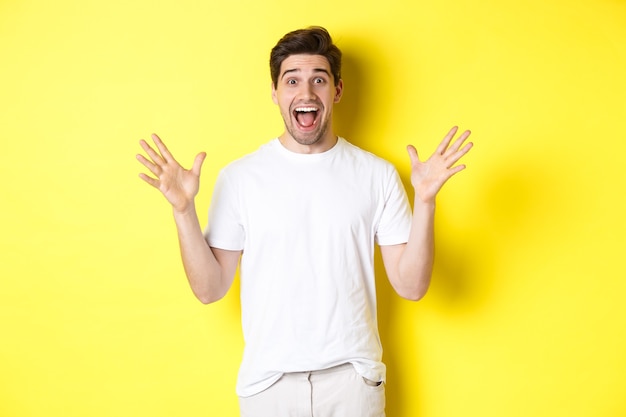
top-left (288, 125), bottom-right (329, 147)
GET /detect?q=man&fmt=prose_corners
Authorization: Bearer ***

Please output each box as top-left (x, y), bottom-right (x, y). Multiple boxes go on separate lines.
top-left (137, 26), bottom-right (472, 417)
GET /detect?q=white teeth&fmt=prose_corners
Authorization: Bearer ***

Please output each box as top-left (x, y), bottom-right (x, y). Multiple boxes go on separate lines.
top-left (295, 107), bottom-right (318, 112)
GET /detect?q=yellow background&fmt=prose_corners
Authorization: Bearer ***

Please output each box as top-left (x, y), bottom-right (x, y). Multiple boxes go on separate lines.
top-left (1, 0), bottom-right (625, 416)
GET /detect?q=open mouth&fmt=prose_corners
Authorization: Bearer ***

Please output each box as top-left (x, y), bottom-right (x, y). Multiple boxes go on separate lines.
top-left (293, 106), bottom-right (319, 129)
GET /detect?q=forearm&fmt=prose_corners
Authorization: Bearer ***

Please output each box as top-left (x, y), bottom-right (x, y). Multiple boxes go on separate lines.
top-left (396, 199), bottom-right (436, 300)
top-left (173, 202), bottom-right (229, 304)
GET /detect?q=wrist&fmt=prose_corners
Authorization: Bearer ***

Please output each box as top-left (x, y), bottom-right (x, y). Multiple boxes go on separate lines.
top-left (413, 196), bottom-right (436, 210)
top-left (172, 200), bottom-right (197, 218)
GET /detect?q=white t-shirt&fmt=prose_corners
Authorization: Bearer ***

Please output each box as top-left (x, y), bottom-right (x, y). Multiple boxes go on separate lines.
top-left (205, 137), bottom-right (412, 397)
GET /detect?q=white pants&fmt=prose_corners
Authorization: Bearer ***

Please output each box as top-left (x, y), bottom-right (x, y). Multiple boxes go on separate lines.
top-left (238, 363), bottom-right (385, 417)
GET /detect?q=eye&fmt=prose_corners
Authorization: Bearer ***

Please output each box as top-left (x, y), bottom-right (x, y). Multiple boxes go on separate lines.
top-left (314, 77), bottom-right (325, 84)
top-left (287, 79), bottom-right (297, 85)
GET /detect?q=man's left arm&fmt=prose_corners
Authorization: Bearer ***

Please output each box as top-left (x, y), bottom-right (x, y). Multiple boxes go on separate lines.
top-left (381, 126), bottom-right (473, 301)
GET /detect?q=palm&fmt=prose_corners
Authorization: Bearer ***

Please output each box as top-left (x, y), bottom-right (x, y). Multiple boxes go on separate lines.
top-left (137, 134), bottom-right (206, 213)
top-left (408, 127), bottom-right (473, 203)
top-left (157, 160), bottom-right (200, 207)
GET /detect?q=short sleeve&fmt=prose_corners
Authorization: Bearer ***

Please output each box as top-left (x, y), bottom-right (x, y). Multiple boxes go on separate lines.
top-left (204, 170), bottom-right (245, 250)
top-left (375, 167), bottom-right (412, 246)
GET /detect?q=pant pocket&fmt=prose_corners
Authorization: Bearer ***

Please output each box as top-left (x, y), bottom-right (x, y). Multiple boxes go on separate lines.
top-left (362, 376), bottom-right (384, 387)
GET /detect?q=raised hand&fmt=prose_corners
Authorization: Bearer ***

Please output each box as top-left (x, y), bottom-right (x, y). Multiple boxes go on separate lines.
top-left (136, 134), bottom-right (207, 213)
top-left (406, 126), bottom-right (473, 204)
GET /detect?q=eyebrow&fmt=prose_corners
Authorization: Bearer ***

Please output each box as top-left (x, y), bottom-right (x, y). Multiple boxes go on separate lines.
top-left (280, 68), bottom-right (331, 80)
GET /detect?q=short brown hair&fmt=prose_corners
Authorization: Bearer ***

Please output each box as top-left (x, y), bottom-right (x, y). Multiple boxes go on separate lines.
top-left (270, 26), bottom-right (342, 87)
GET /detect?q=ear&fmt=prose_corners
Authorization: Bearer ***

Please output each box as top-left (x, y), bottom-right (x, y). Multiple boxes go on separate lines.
top-left (271, 82), bottom-right (278, 105)
top-left (334, 79), bottom-right (344, 103)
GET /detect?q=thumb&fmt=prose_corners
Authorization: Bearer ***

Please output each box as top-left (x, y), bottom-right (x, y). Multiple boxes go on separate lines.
top-left (406, 145), bottom-right (420, 165)
top-left (191, 152), bottom-right (207, 176)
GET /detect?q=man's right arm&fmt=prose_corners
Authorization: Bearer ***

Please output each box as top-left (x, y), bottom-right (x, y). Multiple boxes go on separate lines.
top-left (137, 133), bottom-right (240, 304)
top-left (173, 203), bottom-right (241, 304)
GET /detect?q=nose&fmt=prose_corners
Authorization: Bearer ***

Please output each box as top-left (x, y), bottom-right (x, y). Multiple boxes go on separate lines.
top-left (298, 82), bottom-right (315, 100)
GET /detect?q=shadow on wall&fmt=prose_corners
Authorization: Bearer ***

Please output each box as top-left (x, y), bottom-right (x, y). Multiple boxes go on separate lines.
top-left (374, 159), bottom-right (552, 415)
top-left (333, 39), bottom-right (392, 146)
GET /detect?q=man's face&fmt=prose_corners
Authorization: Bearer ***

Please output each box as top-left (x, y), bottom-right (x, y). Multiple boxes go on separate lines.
top-left (272, 54), bottom-right (343, 150)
